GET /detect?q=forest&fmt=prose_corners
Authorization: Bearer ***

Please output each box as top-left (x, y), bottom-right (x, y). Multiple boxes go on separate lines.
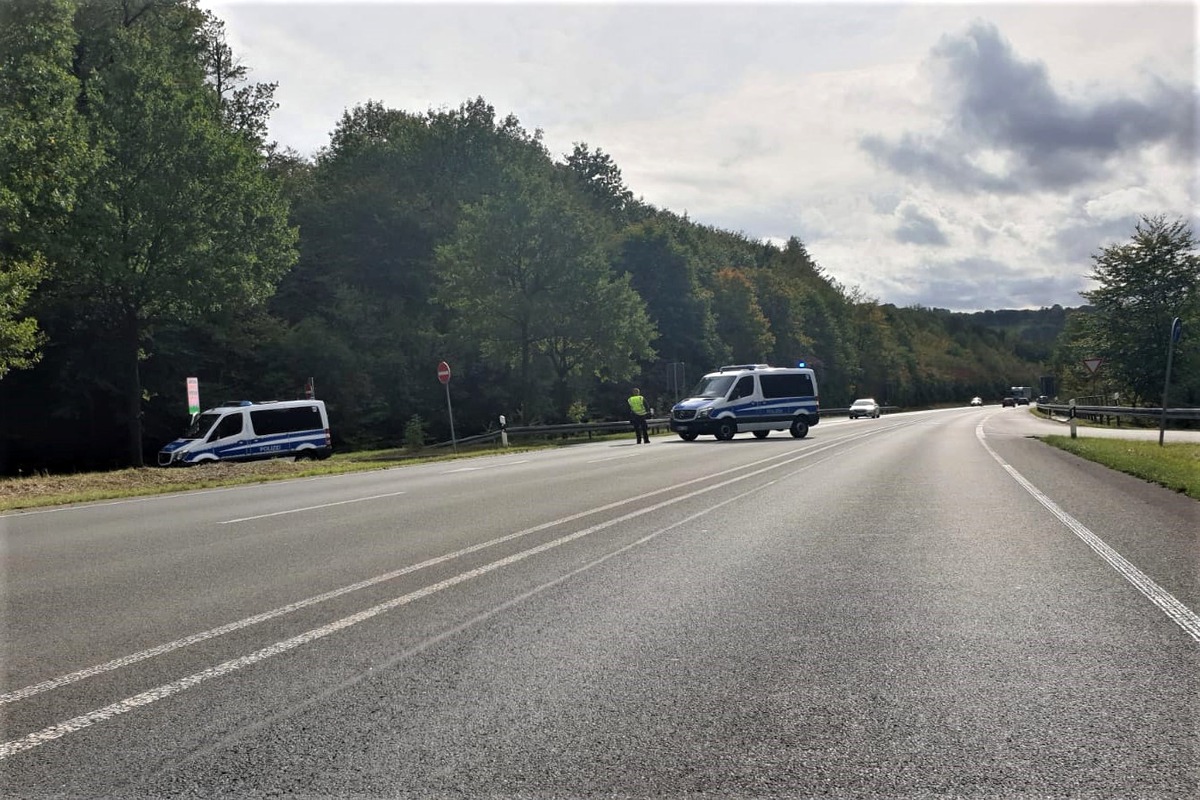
top-left (2, 0), bottom-right (1196, 474)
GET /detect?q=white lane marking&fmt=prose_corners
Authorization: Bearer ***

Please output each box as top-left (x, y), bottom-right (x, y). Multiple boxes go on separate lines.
top-left (218, 491), bottom-right (408, 524)
top-left (2, 426), bottom-right (897, 707)
top-left (586, 453), bottom-right (643, 463)
top-left (441, 459), bottom-right (529, 474)
top-left (152, 458), bottom-right (826, 770)
top-left (0, 435), bottom-right (860, 759)
top-left (976, 422), bottom-right (1200, 643)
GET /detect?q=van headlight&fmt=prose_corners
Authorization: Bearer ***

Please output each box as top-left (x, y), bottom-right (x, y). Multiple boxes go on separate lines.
top-left (697, 407), bottom-right (712, 419)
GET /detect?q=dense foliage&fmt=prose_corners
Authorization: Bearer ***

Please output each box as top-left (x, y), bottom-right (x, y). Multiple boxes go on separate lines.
top-left (1049, 217), bottom-right (1199, 406)
top-left (3, 1), bottom-right (1191, 475)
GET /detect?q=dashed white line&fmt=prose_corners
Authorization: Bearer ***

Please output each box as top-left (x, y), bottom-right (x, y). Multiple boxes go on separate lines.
top-left (441, 459), bottom-right (529, 474)
top-left (586, 453), bottom-right (644, 463)
top-left (219, 491), bottom-right (408, 523)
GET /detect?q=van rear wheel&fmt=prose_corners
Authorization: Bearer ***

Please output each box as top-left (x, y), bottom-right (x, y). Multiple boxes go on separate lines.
top-left (789, 418), bottom-right (809, 439)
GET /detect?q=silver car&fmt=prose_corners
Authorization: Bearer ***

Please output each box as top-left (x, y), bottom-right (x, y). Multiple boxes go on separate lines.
top-left (848, 398), bottom-right (880, 419)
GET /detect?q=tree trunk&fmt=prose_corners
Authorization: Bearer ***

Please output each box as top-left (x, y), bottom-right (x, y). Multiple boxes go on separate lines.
top-left (123, 314), bottom-right (144, 467)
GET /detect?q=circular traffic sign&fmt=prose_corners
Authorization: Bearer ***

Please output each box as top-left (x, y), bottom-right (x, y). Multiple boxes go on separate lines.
top-left (437, 361), bottom-right (451, 384)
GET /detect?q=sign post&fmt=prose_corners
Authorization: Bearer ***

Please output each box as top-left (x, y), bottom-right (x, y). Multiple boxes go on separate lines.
top-left (438, 361), bottom-right (457, 453)
top-left (186, 377), bottom-right (200, 420)
top-left (1159, 317), bottom-right (1182, 446)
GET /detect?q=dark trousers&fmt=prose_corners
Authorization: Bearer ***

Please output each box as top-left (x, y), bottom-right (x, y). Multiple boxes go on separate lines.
top-left (630, 413), bottom-right (649, 443)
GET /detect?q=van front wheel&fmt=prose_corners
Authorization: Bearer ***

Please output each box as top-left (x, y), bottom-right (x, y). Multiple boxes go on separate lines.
top-left (790, 418), bottom-right (809, 439)
top-left (678, 432), bottom-right (698, 441)
top-left (714, 420), bottom-right (737, 441)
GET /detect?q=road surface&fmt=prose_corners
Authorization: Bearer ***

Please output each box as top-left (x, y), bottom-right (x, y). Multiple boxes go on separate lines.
top-left (2, 407), bottom-right (1197, 797)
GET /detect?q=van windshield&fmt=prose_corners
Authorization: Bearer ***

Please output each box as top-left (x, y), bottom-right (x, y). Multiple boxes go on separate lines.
top-left (688, 375), bottom-right (736, 399)
top-left (183, 413), bottom-right (220, 440)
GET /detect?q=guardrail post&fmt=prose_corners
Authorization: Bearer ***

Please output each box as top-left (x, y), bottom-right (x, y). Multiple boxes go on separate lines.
top-left (1069, 399), bottom-right (1077, 439)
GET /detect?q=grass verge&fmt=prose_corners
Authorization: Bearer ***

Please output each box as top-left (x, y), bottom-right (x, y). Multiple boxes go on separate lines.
top-left (1039, 436), bottom-right (1200, 500)
top-left (0, 443), bottom-right (558, 512)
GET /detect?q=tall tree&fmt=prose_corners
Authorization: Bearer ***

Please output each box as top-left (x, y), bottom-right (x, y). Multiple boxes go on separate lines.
top-left (197, 10), bottom-right (278, 149)
top-left (612, 219), bottom-right (727, 377)
top-left (0, 0), bottom-right (94, 377)
top-left (436, 164), bottom-right (655, 421)
top-left (41, 0), bottom-right (296, 465)
top-left (712, 267), bottom-right (774, 362)
top-left (1078, 215), bottom-right (1199, 404)
top-left (563, 143), bottom-right (639, 225)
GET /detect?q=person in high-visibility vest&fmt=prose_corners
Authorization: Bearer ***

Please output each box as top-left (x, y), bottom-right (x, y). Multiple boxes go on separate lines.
top-left (628, 388), bottom-right (650, 444)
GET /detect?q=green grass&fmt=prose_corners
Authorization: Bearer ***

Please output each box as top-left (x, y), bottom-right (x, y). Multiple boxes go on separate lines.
top-left (1039, 436), bottom-right (1200, 500)
top-left (0, 441), bottom-right (561, 512)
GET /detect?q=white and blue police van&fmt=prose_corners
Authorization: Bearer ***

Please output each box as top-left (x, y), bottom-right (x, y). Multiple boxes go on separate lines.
top-left (158, 400), bottom-right (332, 466)
top-left (669, 364), bottom-right (819, 441)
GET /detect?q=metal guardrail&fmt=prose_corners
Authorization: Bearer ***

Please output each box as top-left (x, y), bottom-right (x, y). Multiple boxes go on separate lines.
top-left (1035, 402), bottom-right (1200, 422)
top-left (433, 406), bottom-right (901, 448)
top-left (434, 403), bottom-right (1197, 448)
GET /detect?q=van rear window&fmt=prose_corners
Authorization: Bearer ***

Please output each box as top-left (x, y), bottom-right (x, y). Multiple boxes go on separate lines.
top-left (760, 373), bottom-right (814, 399)
top-left (250, 406), bottom-right (323, 436)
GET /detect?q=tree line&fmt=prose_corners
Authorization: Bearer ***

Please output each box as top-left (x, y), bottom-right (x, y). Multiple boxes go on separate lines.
top-left (2, 0), bottom-right (1196, 474)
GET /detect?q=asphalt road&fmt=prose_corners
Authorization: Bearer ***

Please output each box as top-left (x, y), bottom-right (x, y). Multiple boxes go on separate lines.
top-left (2, 407), bottom-right (1197, 798)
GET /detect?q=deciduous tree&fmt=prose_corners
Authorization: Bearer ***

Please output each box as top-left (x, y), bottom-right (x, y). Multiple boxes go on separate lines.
top-left (436, 164), bottom-right (655, 420)
top-left (0, 0), bottom-right (94, 377)
top-left (42, 0), bottom-right (296, 465)
top-left (1079, 216), bottom-right (1199, 404)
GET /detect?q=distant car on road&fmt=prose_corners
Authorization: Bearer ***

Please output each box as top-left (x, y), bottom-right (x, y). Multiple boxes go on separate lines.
top-left (1002, 396), bottom-right (1016, 407)
top-left (1016, 396), bottom-right (1030, 405)
top-left (970, 396), bottom-right (983, 406)
top-left (848, 398), bottom-right (881, 419)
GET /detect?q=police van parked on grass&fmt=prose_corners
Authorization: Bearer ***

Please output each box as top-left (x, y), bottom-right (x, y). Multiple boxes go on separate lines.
top-left (158, 400), bottom-right (332, 466)
top-left (669, 364), bottom-right (819, 441)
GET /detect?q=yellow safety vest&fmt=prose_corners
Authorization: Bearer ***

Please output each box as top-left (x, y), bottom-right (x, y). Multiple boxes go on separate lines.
top-left (628, 395), bottom-right (647, 415)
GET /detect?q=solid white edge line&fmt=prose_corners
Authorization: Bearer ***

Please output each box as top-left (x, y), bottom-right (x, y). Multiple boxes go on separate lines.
top-left (976, 421), bottom-right (1200, 643)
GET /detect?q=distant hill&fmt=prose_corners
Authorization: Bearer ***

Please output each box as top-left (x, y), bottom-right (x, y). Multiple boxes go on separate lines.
top-left (959, 305), bottom-right (1077, 362)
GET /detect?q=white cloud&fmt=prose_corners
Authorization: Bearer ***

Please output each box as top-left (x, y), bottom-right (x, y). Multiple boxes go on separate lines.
top-left (202, 0), bottom-right (1197, 312)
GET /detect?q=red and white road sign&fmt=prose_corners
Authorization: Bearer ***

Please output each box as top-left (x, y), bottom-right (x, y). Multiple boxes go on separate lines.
top-left (1082, 357), bottom-right (1103, 374)
top-left (437, 361), bottom-right (451, 384)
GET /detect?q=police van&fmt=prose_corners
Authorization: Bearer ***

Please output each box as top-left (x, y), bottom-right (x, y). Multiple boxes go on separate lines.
top-left (158, 400), bottom-right (332, 466)
top-left (669, 364), bottom-right (819, 441)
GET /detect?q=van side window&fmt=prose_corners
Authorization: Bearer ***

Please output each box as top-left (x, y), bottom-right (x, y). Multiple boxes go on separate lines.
top-left (209, 413), bottom-right (244, 442)
top-left (760, 373), bottom-right (814, 398)
top-left (729, 376), bottom-right (755, 400)
top-left (250, 406), bottom-right (323, 436)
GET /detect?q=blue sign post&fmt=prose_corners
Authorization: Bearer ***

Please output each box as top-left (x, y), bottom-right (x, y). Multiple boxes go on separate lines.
top-left (1159, 317), bottom-right (1182, 446)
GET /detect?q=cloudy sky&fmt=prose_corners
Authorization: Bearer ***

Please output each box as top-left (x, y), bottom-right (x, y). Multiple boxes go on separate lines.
top-left (202, 0), bottom-right (1197, 312)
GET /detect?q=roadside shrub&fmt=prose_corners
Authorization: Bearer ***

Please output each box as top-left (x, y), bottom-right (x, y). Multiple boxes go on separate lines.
top-left (403, 415), bottom-right (426, 453)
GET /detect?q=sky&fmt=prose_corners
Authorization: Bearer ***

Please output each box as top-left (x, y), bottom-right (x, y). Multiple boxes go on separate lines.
top-left (202, 0), bottom-right (1198, 312)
